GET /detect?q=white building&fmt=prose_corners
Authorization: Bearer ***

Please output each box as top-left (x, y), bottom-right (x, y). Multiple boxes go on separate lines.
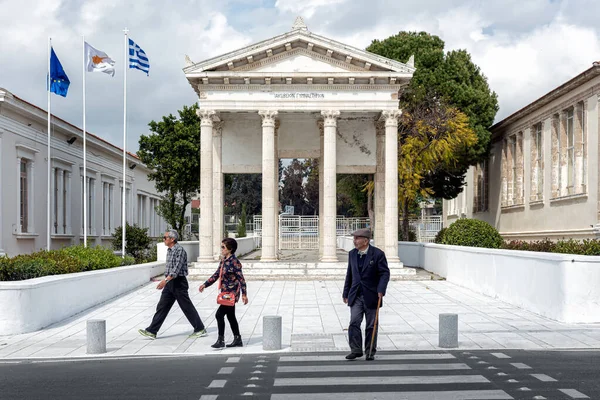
top-left (0, 88), bottom-right (168, 257)
top-left (443, 61), bottom-right (600, 240)
top-left (184, 17), bottom-right (415, 268)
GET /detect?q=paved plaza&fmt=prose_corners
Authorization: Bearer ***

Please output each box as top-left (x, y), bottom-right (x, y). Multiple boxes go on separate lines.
top-left (1, 280), bottom-right (600, 360)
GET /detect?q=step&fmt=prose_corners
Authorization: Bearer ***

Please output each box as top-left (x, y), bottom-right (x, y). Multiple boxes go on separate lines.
top-left (188, 261), bottom-right (432, 281)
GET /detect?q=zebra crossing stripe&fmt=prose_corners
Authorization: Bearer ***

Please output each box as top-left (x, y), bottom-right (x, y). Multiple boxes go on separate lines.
top-left (270, 390), bottom-right (513, 399)
top-left (274, 374), bottom-right (490, 386)
top-left (559, 389), bottom-right (590, 399)
top-left (277, 363), bottom-right (471, 373)
top-left (279, 353), bottom-right (455, 362)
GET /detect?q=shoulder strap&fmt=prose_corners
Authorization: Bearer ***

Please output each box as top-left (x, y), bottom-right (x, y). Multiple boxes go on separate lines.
top-left (218, 260), bottom-right (224, 290)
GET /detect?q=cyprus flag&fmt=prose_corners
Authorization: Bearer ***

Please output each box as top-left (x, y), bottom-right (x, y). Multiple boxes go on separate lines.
top-left (85, 42), bottom-right (116, 77)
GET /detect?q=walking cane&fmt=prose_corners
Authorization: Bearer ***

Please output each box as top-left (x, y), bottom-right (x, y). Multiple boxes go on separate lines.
top-left (368, 295), bottom-right (382, 356)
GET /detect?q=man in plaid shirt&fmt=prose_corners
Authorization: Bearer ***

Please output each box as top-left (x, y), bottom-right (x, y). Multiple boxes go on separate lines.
top-left (138, 229), bottom-right (207, 339)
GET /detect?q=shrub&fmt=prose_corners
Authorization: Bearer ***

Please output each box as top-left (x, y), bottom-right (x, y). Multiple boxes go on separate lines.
top-left (0, 246), bottom-right (131, 281)
top-left (434, 227), bottom-right (448, 244)
top-left (442, 218), bottom-right (503, 248)
top-left (112, 223), bottom-right (153, 263)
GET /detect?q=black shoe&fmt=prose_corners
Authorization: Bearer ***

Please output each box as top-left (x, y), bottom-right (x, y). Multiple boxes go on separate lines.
top-left (226, 335), bottom-right (243, 348)
top-left (345, 352), bottom-right (363, 360)
top-left (366, 354), bottom-right (375, 361)
top-left (211, 336), bottom-right (225, 349)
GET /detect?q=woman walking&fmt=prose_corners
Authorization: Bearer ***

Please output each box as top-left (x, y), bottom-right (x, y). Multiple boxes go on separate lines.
top-left (199, 238), bottom-right (248, 348)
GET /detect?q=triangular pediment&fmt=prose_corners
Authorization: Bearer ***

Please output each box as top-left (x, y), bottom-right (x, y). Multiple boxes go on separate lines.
top-left (235, 48), bottom-right (363, 73)
top-left (184, 29), bottom-right (415, 75)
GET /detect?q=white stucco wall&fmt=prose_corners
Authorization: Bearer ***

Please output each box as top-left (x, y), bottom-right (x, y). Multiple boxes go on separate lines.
top-left (399, 242), bottom-right (600, 323)
top-left (0, 262), bottom-right (165, 335)
top-left (0, 89), bottom-right (169, 257)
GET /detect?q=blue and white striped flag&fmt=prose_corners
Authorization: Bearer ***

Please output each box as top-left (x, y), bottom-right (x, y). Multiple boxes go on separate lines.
top-left (128, 38), bottom-right (149, 75)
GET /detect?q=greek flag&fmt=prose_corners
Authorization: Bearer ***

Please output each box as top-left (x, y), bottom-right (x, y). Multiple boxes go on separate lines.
top-left (128, 38), bottom-right (149, 75)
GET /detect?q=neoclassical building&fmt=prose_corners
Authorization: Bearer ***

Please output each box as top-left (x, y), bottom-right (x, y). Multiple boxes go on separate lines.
top-left (444, 61), bottom-right (600, 240)
top-left (0, 88), bottom-right (168, 256)
top-left (184, 17), bottom-right (415, 268)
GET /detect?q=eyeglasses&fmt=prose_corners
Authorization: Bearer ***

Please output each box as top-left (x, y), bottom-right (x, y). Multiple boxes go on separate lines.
top-left (163, 236), bottom-right (170, 240)
top-left (220, 246), bottom-right (227, 249)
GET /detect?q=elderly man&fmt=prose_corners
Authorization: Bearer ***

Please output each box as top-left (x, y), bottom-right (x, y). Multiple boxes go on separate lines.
top-left (138, 229), bottom-right (207, 339)
top-left (342, 228), bottom-right (390, 361)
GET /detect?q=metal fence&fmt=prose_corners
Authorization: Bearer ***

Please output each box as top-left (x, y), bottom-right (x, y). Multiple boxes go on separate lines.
top-left (407, 216), bottom-right (443, 243)
top-left (279, 215), bottom-right (319, 250)
top-left (336, 217), bottom-right (371, 236)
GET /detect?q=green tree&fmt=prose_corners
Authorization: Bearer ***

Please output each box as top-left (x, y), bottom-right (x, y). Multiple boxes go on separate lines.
top-left (137, 104), bottom-right (200, 237)
top-left (337, 175), bottom-right (369, 217)
top-left (224, 174), bottom-right (262, 216)
top-left (367, 31), bottom-right (499, 199)
top-left (237, 203), bottom-right (247, 238)
top-left (112, 223), bottom-right (154, 263)
top-left (303, 159), bottom-right (319, 215)
top-left (396, 93), bottom-right (477, 240)
top-left (280, 159), bottom-right (307, 214)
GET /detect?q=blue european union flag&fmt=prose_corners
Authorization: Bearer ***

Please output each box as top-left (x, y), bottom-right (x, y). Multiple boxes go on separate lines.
top-left (49, 47), bottom-right (70, 97)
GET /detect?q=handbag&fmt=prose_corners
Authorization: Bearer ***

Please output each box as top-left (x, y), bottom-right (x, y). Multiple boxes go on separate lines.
top-left (216, 261), bottom-right (237, 307)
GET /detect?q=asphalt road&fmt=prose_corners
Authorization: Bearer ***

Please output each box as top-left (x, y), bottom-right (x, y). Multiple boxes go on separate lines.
top-left (0, 349), bottom-right (598, 399)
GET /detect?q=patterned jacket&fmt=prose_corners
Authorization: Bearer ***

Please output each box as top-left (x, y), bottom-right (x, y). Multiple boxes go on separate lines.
top-left (204, 254), bottom-right (247, 302)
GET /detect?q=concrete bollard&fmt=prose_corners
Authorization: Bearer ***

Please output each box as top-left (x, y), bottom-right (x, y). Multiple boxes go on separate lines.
top-left (263, 315), bottom-right (282, 351)
top-left (439, 313), bottom-right (458, 348)
top-left (87, 319), bottom-right (107, 354)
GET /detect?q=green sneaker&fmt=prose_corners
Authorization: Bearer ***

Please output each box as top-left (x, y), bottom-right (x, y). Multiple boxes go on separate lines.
top-left (138, 329), bottom-right (156, 340)
top-left (189, 329), bottom-right (208, 338)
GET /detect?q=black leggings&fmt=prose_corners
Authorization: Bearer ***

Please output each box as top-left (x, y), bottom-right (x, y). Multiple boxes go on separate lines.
top-left (215, 305), bottom-right (240, 336)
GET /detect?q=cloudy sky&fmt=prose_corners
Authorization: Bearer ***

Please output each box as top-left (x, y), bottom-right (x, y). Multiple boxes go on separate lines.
top-left (1, 0), bottom-right (599, 152)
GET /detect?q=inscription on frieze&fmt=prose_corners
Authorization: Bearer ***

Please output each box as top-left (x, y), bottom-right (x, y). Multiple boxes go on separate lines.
top-left (273, 92), bottom-right (326, 99)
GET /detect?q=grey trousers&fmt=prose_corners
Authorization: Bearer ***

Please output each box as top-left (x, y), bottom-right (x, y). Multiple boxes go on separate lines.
top-left (348, 295), bottom-right (378, 355)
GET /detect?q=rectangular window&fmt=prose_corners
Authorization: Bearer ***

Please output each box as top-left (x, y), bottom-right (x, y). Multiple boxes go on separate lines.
top-left (88, 178), bottom-right (95, 234)
top-left (535, 123), bottom-right (543, 197)
top-left (511, 136), bottom-right (517, 202)
top-left (20, 159), bottom-right (28, 232)
top-left (474, 160), bottom-right (488, 213)
top-left (580, 101), bottom-right (587, 189)
top-left (102, 182), bottom-right (114, 235)
top-left (63, 172), bottom-right (68, 234)
top-left (566, 108), bottom-right (575, 188)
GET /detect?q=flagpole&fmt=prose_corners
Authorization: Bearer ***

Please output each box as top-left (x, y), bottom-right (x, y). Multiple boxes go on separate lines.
top-left (47, 37), bottom-right (52, 251)
top-left (82, 36), bottom-right (88, 247)
top-left (122, 28), bottom-right (129, 258)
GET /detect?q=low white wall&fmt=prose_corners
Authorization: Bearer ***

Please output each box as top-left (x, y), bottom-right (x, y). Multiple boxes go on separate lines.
top-left (236, 237), bottom-right (257, 257)
top-left (0, 262), bottom-right (165, 335)
top-left (159, 238), bottom-right (257, 262)
top-left (399, 242), bottom-right (600, 324)
top-left (157, 241), bottom-right (199, 262)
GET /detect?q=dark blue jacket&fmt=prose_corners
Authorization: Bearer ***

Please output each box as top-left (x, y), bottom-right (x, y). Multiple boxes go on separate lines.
top-left (343, 245), bottom-right (390, 309)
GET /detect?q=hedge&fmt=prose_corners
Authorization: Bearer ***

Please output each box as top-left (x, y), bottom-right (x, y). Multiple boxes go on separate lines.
top-left (441, 218), bottom-right (503, 249)
top-left (0, 246), bottom-right (135, 281)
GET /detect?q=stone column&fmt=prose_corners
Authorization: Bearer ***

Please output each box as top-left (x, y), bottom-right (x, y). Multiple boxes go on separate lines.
top-left (382, 110), bottom-right (401, 264)
top-left (318, 121), bottom-right (324, 257)
top-left (274, 120), bottom-right (280, 256)
top-left (374, 120), bottom-right (385, 248)
top-left (259, 110), bottom-right (278, 261)
top-left (197, 109), bottom-right (216, 262)
top-left (321, 110), bottom-right (340, 262)
top-left (213, 121), bottom-right (224, 260)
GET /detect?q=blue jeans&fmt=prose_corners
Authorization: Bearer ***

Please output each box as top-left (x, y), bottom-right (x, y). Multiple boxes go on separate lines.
top-left (348, 295), bottom-right (378, 355)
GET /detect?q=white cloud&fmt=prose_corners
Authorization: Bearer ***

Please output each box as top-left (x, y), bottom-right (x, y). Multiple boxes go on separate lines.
top-left (2, 0), bottom-right (600, 153)
top-left (274, 0), bottom-right (347, 18)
